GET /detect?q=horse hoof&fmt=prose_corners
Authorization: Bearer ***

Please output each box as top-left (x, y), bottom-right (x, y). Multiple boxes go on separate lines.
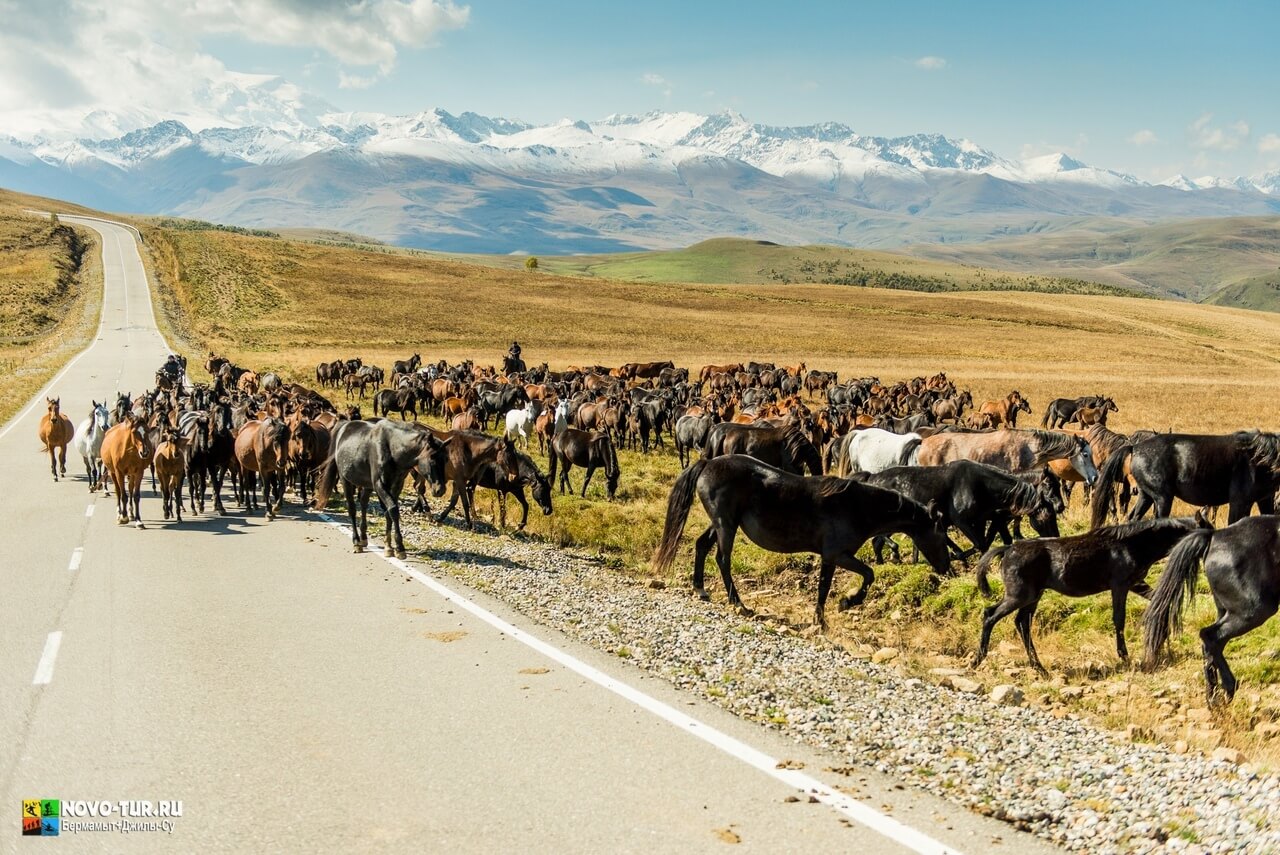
top-left (697, 592), bottom-right (711, 603)
top-left (353, 545), bottom-right (364, 554)
top-left (135, 522), bottom-right (146, 530)
top-left (395, 549), bottom-right (407, 560)
top-left (117, 517), bottom-right (127, 525)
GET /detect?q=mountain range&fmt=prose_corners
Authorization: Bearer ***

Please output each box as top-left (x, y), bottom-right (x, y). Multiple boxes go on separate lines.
top-left (3, 75), bottom-right (1279, 253)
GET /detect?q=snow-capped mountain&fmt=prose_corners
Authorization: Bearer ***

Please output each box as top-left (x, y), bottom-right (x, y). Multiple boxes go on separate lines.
top-left (3, 100), bottom-right (1278, 254)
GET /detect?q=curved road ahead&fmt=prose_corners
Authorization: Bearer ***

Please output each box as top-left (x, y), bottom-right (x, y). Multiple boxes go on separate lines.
top-left (0, 217), bottom-right (1057, 853)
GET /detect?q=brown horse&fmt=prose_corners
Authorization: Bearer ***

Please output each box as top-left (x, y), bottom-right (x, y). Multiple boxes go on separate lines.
top-left (154, 428), bottom-right (188, 522)
top-left (39, 397), bottom-right (75, 481)
top-left (412, 425), bottom-right (519, 529)
top-left (234, 417), bottom-right (291, 519)
top-left (977, 391), bottom-right (1031, 429)
top-left (918, 429), bottom-right (1098, 484)
top-left (101, 415), bottom-right (153, 526)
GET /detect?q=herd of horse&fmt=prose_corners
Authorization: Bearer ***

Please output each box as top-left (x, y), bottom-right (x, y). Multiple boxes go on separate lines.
top-left (34, 352), bottom-right (1280, 706)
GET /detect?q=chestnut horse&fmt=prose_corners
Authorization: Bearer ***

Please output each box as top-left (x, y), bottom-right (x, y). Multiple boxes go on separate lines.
top-left (978, 391), bottom-right (1031, 429)
top-left (234, 417), bottom-right (291, 519)
top-left (38, 398), bottom-right (75, 481)
top-left (101, 415), bottom-right (153, 526)
top-left (154, 427), bottom-right (188, 522)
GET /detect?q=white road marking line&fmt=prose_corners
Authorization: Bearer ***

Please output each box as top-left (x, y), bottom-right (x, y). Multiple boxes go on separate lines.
top-left (318, 515), bottom-right (959, 855)
top-left (33, 632), bottom-right (63, 685)
top-left (86, 505), bottom-right (95, 518)
top-left (68, 548), bottom-right (83, 571)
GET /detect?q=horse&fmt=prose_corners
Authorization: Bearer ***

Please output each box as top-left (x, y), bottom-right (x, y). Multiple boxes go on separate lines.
top-left (862, 461), bottom-right (1061, 564)
top-left (100, 415), bottom-right (153, 527)
top-left (372, 388), bottom-right (417, 421)
top-left (1041, 395), bottom-right (1115, 430)
top-left (72, 401), bottom-right (111, 491)
top-left (978, 391), bottom-right (1031, 429)
top-left (674, 412), bottom-right (717, 468)
top-left (548, 428), bottom-right (619, 500)
top-left (154, 427), bottom-right (188, 522)
top-left (918, 429), bottom-right (1098, 485)
top-left (38, 398), bottom-right (75, 481)
top-left (423, 429), bottom-right (520, 530)
top-left (653, 455), bottom-right (948, 629)
top-left (478, 385), bottom-right (528, 430)
top-left (972, 516), bottom-right (1209, 674)
top-left (234, 418), bottom-right (291, 519)
top-left (831, 428), bottom-right (921, 476)
top-left (931, 390), bottom-right (973, 425)
top-left (439, 450), bottom-right (553, 531)
top-left (703, 422), bottom-right (822, 476)
top-left (312, 419), bottom-right (449, 558)
top-left (1089, 431), bottom-right (1280, 529)
top-left (1144, 515), bottom-right (1280, 705)
top-left (392, 353), bottom-right (422, 376)
top-left (504, 402), bottom-right (535, 448)
top-left (286, 417), bottom-right (328, 509)
top-left (202, 400), bottom-right (238, 514)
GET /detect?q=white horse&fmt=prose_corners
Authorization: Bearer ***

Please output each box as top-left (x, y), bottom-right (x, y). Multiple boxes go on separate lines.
top-left (834, 428), bottom-right (922, 477)
top-left (505, 402), bottom-right (535, 448)
top-left (72, 400), bottom-right (111, 492)
top-left (553, 400), bottom-right (571, 436)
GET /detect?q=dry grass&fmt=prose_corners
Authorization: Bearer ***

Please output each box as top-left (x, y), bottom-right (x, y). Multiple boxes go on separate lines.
top-left (0, 191), bottom-right (102, 425)
top-left (141, 223), bottom-right (1280, 766)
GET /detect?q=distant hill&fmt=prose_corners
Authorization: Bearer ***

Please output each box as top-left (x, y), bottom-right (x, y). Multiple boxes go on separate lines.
top-left (908, 216), bottom-right (1280, 303)
top-left (447, 238), bottom-right (1139, 298)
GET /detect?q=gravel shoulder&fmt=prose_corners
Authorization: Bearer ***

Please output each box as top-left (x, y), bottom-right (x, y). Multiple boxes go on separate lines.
top-left (395, 509), bottom-right (1280, 855)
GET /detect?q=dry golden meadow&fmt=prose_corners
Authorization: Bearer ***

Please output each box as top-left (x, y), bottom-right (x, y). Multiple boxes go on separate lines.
top-left (0, 192), bottom-right (102, 425)
top-left (7, 190), bottom-right (1280, 766)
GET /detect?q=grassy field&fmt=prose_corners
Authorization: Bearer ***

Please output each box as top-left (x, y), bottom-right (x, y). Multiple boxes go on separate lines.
top-left (0, 189), bottom-right (102, 425)
top-left (134, 219), bottom-right (1280, 765)
top-left (441, 237), bottom-right (1138, 298)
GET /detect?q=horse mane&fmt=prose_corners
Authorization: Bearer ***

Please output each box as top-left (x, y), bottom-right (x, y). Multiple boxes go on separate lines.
top-left (1024, 429), bottom-right (1080, 460)
top-left (1003, 477), bottom-right (1043, 517)
top-left (780, 424), bottom-right (819, 471)
top-left (814, 476), bottom-right (861, 499)
top-left (1238, 430), bottom-right (1280, 471)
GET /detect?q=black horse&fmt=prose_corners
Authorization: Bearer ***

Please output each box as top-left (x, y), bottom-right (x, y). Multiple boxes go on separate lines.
top-left (973, 516), bottom-right (1210, 673)
top-left (1042, 395), bottom-right (1112, 429)
top-left (438, 450), bottom-right (553, 531)
top-left (653, 455), bottom-right (948, 629)
top-left (861, 460), bottom-right (1061, 564)
top-left (392, 353), bottom-right (421, 376)
top-left (312, 419), bottom-right (448, 558)
top-left (548, 427), bottom-right (619, 499)
top-left (703, 422), bottom-right (822, 476)
top-left (477, 385), bottom-right (528, 430)
top-left (1144, 515), bottom-right (1280, 705)
top-left (1090, 431), bottom-right (1280, 528)
top-left (373, 388), bottom-right (417, 420)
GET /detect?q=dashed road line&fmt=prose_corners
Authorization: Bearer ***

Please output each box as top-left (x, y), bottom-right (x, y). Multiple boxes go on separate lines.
top-left (68, 548), bottom-right (83, 571)
top-left (33, 632), bottom-right (64, 686)
top-left (86, 504), bottom-right (95, 518)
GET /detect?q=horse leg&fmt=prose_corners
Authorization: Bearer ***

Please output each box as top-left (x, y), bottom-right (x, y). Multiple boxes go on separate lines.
top-left (1153, 494), bottom-right (1174, 520)
top-left (374, 480), bottom-right (405, 558)
top-left (515, 490), bottom-right (531, 531)
top-left (1202, 609), bottom-right (1271, 705)
top-left (358, 489), bottom-right (372, 549)
top-left (111, 472), bottom-right (127, 523)
top-left (835, 554), bottom-right (876, 610)
top-left (131, 475), bottom-right (144, 528)
top-left (972, 597), bottom-right (1020, 668)
top-left (59, 444), bottom-right (67, 477)
top-left (580, 464), bottom-right (596, 498)
top-left (458, 478), bottom-right (475, 531)
top-left (1111, 586), bottom-right (1130, 661)
top-left (49, 446), bottom-right (58, 481)
top-left (1015, 601), bottom-right (1047, 674)
top-left (1127, 491), bottom-right (1152, 523)
top-left (211, 464), bottom-right (226, 514)
top-left (435, 484), bottom-right (460, 523)
top-left (713, 525), bottom-right (744, 612)
top-left (174, 474), bottom-right (184, 523)
top-left (343, 482), bottom-right (362, 551)
top-left (692, 526), bottom-right (716, 601)
top-left (161, 480), bottom-right (171, 519)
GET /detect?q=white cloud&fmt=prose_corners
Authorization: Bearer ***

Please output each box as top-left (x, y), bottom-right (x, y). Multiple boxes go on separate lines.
top-left (1188, 113), bottom-right (1250, 151)
top-left (0, 0), bottom-right (468, 133)
top-left (338, 71), bottom-right (380, 90)
top-left (914, 56), bottom-right (946, 70)
top-left (1020, 133), bottom-right (1089, 160)
top-left (1128, 129), bottom-right (1159, 146)
top-left (1259, 133), bottom-right (1280, 154)
top-left (641, 72), bottom-right (672, 98)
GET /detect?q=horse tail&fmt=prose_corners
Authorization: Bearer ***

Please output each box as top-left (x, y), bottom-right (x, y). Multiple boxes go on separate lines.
top-left (1089, 444), bottom-right (1132, 529)
top-left (974, 543), bottom-right (1009, 598)
top-left (311, 447), bottom-right (340, 510)
top-left (833, 436), bottom-right (852, 478)
top-left (1143, 527), bottom-right (1212, 667)
top-left (1039, 405), bottom-right (1050, 428)
top-left (652, 458), bottom-right (707, 574)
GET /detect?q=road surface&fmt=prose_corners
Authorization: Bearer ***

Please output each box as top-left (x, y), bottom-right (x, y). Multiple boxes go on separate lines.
top-left (0, 216), bottom-right (1060, 853)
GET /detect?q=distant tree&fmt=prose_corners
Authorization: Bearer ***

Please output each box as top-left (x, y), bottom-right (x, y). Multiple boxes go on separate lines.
top-left (49, 213), bottom-right (60, 227)
top-left (525, 256), bottom-right (539, 270)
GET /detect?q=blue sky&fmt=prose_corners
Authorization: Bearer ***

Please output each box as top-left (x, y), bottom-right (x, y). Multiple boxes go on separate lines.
top-left (5, 0), bottom-right (1278, 179)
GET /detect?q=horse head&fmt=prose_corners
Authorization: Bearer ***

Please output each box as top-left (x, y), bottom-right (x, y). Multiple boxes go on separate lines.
top-left (46, 397), bottom-right (61, 417)
top-left (417, 434), bottom-right (449, 498)
top-left (127, 415), bottom-right (153, 461)
top-left (1069, 436), bottom-right (1098, 485)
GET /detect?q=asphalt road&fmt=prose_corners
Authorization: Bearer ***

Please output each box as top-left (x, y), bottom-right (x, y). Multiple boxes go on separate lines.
top-left (0, 216), bottom-right (1061, 853)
